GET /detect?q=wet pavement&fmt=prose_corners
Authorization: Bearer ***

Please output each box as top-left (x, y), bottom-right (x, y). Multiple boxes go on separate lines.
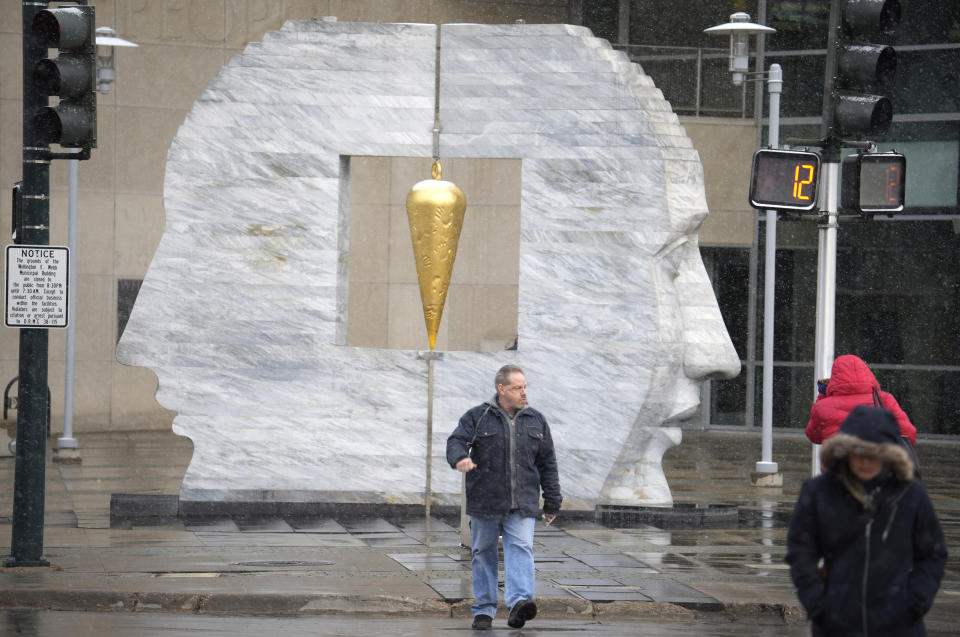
top-left (0, 428), bottom-right (957, 634)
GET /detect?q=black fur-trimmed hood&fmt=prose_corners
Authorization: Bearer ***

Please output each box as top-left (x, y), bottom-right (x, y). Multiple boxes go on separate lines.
top-left (822, 431), bottom-right (914, 481)
top-left (821, 405), bottom-right (915, 481)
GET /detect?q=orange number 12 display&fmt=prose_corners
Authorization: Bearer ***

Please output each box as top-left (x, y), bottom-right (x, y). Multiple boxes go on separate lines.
top-left (750, 149), bottom-right (821, 212)
top-left (793, 164), bottom-right (816, 201)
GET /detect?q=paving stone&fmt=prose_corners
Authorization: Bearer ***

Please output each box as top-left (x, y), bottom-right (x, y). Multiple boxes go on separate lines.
top-left (234, 517), bottom-right (295, 533)
top-left (341, 518), bottom-right (402, 534)
top-left (615, 577), bottom-right (720, 605)
top-left (386, 553), bottom-right (468, 571)
top-left (565, 552), bottom-right (650, 568)
top-left (358, 535), bottom-right (422, 547)
top-left (571, 589), bottom-right (655, 602)
top-left (423, 577), bottom-right (473, 601)
top-left (284, 518), bottom-right (349, 533)
top-left (183, 517), bottom-right (240, 533)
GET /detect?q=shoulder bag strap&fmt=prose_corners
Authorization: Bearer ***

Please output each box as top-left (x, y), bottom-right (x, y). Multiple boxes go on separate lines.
top-left (469, 405), bottom-right (492, 450)
top-left (872, 388), bottom-right (921, 477)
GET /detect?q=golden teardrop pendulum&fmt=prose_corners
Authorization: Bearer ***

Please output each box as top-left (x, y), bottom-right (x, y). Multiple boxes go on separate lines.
top-left (405, 160), bottom-right (467, 349)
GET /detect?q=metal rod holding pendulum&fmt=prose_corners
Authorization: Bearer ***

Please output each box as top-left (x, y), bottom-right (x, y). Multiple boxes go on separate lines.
top-left (426, 356), bottom-right (433, 547)
top-left (418, 351), bottom-right (443, 546)
top-left (432, 25), bottom-right (441, 162)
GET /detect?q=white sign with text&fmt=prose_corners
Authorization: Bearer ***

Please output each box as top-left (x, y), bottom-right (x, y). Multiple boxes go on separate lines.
top-left (4, 245), bottom-right (69, 329)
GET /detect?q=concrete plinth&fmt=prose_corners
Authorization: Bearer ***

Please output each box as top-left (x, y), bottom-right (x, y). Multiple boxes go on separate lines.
top-left (596, 503), bottom-right (739, 529)
top-left (750, 471), bottom-right (784, 487)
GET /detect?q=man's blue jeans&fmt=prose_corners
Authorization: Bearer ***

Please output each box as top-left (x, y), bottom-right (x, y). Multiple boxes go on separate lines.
top-left (469, 512), bottom-right (536, 618)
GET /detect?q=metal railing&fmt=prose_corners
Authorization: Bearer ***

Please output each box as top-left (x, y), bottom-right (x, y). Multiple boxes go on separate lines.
top-left (614, 44), bottom-right (758, 118)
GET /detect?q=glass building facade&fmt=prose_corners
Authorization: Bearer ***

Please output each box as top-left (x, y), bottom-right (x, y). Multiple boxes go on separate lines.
top-left (582, 0), bottom-right (960, 435)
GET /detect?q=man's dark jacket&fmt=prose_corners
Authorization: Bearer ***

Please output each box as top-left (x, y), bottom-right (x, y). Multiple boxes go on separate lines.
top-left (446, 398), bottom-right (561, 519)
top-left (786, 406), bottom-right (946, 636)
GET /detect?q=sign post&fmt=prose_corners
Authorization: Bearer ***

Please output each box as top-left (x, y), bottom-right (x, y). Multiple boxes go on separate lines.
top-left (7, 2), bottom-right (53, 568)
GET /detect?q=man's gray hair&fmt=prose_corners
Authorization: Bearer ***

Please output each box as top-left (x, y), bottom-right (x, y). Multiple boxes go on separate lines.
top-left (495, 364), bottom-right (524, 389)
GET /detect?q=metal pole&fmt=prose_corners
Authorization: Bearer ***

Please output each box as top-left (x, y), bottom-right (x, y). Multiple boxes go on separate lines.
top-left (744, 242), bottom-right (758, 429)
top-left (459, 474), bottom-right (471, 548)
top-left (695, 48), bottom-right (702, 117)
top-left (8, 0), bottom-right (51, 568)
top-left (425, 356), bottom-right (434, 548)
top-left (59, 155), bottom-right (79, 449)
top-left (756, 64), bottom-right (782, 474)
top-left (418, 350), bottom-right (442, 546)
top-left (741, 79), bottom-right (747, 118)
top-left (617, 0), bottom-right (630, 46)
top-left (812, 162), bottom-right (840, 476)
top-left (810, 0), bottom-right (843, 476)
top-left (767, 64), bottom-right (782, 158)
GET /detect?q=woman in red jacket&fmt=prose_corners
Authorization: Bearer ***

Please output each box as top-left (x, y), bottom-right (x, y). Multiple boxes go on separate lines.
top-left (806, 354), bottom-right (917, 445)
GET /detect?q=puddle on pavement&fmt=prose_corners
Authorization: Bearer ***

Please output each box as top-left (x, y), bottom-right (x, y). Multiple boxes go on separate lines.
top-left (661, 531), bottom-right (752, 547)
top-left (686, 552), bottom-right (789, 577)
top-left (623, 552), bottom-right (699, 572)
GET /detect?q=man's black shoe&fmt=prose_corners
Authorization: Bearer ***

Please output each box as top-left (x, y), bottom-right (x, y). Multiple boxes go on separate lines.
top-left (507, 599), bottom-right (537, 628)
top-left (471, 614), bottom-right (493, 630)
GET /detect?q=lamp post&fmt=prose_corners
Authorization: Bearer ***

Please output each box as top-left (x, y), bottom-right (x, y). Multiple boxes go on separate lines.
top-left (705, 14), bottom-right (783, 483)
top-left (58, 27), bottom-right (137, 452)
top-left (759, 64), bottom-right (782, 479)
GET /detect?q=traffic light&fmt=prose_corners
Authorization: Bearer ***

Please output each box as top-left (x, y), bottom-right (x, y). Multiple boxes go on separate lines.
top-left (31, 6), bottom-right (97, 148)
top-left (749, 149), bottom-right (822, 212)
top-left (841, 151), bottom-right (905, 213)
top-left (829, 0), bottom-right (900, 141)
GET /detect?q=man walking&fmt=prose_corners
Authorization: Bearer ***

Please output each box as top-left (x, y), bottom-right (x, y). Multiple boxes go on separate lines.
top-left (446, 364), bottom-right (562, 630)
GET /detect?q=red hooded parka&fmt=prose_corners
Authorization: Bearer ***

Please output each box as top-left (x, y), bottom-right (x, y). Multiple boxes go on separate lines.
top-left (805, 354), bottom-right (917, 445)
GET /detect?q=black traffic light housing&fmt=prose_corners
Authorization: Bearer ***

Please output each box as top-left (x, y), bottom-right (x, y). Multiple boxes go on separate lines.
top-left (840, 151), bottom-right (906, 213)
top-left (749, 149), bottom-right (822, 212)
top-left (11, 182), bottom-right (23, 243)
top-left (31, 6), bottom-right (97, 149)
top-left (826, 0), bottom-right (900, 144)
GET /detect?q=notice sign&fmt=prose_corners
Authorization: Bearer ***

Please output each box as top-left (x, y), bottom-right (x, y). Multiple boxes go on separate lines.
top-left (5, 245), bottom-right (69, 329)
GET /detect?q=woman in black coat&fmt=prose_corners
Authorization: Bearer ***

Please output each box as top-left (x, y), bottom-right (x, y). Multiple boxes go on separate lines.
top-left (786, 406), bottom-right (947, 636)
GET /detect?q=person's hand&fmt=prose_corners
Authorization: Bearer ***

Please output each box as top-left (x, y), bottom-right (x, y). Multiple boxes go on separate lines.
top-left (543, 513), bottom-right (556, 525)
top-left (456, 457), bottom-right (477, 473)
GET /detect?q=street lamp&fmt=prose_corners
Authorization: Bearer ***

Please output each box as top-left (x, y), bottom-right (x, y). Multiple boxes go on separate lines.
top-left (95, 27), bottom-right (138, 94)
top-left (58, 27), bottom-right (138, 452)
top-left (703, 12), bottom-right (775, 86)
top-left (705, 13), bottom-right (782, 484)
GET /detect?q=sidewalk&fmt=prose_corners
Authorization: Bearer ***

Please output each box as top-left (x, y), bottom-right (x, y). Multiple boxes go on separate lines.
top-left (0, 428), bottom-right (957, 629)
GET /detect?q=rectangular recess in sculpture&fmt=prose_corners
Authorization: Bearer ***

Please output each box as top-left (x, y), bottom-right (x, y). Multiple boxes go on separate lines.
top-left (344, 156), bottom-right (521, 352)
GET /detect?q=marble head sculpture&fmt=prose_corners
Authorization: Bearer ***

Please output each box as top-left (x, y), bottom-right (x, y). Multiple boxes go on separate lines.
top-left (117, 21), bottom-right (740, 511)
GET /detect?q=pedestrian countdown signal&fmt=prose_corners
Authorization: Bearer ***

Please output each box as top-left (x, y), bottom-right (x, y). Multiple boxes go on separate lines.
top-left (841, 151), bottom-right (905, 214)
top-left (749, 149), bottom-right (821, 212)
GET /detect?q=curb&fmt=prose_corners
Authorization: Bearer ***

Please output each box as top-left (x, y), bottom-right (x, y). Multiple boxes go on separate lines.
top-left (0, 590), bottom-right (453, 616)
top-left (712, 601), bottom-right (808, 625)
top-left (0, 589), bottom-right (806, 623)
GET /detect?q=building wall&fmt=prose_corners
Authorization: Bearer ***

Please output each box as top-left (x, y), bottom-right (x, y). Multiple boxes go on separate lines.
top-left (682, 118), bottom-right (758, 248)
top-left (0, 0), bottom-right (749, 433)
